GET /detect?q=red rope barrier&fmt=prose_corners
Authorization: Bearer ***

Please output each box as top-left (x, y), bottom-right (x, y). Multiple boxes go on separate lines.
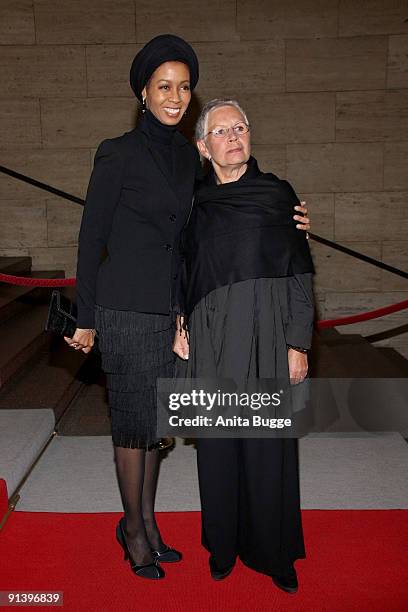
top-left (0, 273), bottom-right (407, 328)
top-left (0, 272), bottom-right (75, 287)
top-left (316, 299), bottom-right (408, 329)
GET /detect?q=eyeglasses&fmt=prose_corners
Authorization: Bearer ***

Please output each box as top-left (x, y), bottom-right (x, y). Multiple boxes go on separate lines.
top-left (205, 122), bottom-right (250, 139)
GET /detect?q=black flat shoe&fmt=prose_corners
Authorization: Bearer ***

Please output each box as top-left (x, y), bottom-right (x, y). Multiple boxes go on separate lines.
top-left (116, 518), bottom-right (165, 580)
top-left (209, 556), bottom-right (235, 581)
top-left (271, 565), bottom-right (298, 594)
top-left (151, 545), bottom-right (182, 563)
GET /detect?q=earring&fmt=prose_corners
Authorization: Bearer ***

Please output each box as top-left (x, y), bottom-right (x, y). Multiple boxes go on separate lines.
top-left (142, 98), bottom-right (146, 113)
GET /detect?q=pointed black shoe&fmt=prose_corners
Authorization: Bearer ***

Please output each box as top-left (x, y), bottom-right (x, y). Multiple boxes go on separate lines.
top-left (271, 565), bottom-right (298, 594)
top-left (116, 518), bottom-right (165, 580)
top-left (209, 556), bottom-right (235, 581)
top-left (151, 545), bottom-right (182, 563)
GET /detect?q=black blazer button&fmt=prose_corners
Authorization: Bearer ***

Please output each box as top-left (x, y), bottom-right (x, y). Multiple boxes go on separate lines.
top-left (169, 214), bottom-right (177, 222)
top-left (164, 243), bottom-right (173, 252)
top-left (173, 273), bottom-right (178, 280)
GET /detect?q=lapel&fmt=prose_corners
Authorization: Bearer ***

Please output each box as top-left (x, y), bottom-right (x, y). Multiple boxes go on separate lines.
top-left (139, 117), bottom-right (190, 211)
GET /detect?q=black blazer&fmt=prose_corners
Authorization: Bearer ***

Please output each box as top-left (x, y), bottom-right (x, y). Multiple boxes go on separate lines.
top-left (75, 117), bottom-right (200, 328)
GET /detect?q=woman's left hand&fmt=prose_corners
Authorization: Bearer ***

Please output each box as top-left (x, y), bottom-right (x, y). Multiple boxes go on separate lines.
top-left (294, 201), bottom-right (310, 236)
top-left (64, 328), bottom-right (96, 354)
top-left (288, 348), bottom-right (308, 385)
top-left (173, 330), bottom-right (189, 360)
top-left (173, 316), bottom-right (189, 360)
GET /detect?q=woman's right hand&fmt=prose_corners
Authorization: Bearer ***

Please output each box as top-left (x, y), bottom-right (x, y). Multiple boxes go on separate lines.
top-left (288, 348), bottom-right (308, 385)
top-left (64, 328), bottom-right (96, 354)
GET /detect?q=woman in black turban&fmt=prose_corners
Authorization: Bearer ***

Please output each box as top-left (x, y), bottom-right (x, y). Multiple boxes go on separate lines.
top-left (66, 35), bottom-right (310, 581)
top-left (130, 34), bottom-right (199, 102)
top-left (66, 34), bottom-right (201, 581)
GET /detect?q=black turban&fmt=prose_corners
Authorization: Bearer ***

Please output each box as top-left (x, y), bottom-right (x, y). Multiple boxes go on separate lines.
top-left (130, 34), bottom-right (199, 101)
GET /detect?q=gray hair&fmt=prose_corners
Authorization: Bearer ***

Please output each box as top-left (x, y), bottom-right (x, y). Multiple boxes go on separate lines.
top-left (195, 98), bottom-right (249, 141)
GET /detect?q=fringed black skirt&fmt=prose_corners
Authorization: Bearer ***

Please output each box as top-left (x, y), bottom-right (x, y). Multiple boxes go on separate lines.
top-left (94, 305), bottom-right (176, 449)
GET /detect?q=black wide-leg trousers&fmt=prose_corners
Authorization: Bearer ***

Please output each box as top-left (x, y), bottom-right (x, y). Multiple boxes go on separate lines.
top-left (196, 437), bottom-right (306, 576)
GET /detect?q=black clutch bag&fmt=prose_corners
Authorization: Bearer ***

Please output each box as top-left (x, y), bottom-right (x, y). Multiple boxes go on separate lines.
top-left (45, 290), bottom-right (78, 338)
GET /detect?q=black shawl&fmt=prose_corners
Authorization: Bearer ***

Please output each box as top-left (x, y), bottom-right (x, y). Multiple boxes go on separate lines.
top-left (183, 156), bottom-right (314, 315)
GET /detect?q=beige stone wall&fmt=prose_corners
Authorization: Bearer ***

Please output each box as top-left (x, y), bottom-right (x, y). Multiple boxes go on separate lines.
top-left (0, 1), bottom-right (407, 353)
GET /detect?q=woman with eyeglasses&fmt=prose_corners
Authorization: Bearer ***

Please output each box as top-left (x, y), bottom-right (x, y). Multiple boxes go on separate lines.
top-left (174, 99), bottom-right (314, 594)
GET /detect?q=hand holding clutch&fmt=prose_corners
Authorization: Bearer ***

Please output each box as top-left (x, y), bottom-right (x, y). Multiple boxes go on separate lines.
top-left (64, 328), bottom-right (96, 354)
top-left (45, 290), bottom-right (99, 354)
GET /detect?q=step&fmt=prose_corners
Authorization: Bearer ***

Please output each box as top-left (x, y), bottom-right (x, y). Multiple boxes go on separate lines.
top-left (0, 303), bottom-right (52, 388)
top-left (0, 337), bottom-right (88, 423)
top-left (377, 347), bottom-right (408, 377)
top-left (0, 256), bottom-right (32, 275)
top-left (0, 270), bottom-right (65, 324)
top-left (315, 331), bottom-right (407, 378)
top-left (309, 330), bottom-right (347, 377)
top-left (56, 359), bottom-right (109, 436)
top-left (0, 408), bottom-right (55, 499)
top-left (309, 330), bottom-right (408, 435)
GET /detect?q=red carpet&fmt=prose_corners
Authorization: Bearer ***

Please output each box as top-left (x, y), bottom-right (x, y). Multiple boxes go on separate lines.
top-left (0, 510), bottom-right (407, 611)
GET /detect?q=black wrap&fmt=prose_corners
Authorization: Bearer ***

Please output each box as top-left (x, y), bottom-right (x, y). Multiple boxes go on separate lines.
top-left (183, 156), bottom-right (314, 316)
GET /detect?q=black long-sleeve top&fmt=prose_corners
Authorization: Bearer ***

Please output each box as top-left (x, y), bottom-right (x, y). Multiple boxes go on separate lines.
top-left (75, 111), bottom-right (201, 328)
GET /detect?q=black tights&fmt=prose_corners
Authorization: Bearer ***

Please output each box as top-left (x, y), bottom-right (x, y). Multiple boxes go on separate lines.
top-left (114, 446), bottom-right (165, 565)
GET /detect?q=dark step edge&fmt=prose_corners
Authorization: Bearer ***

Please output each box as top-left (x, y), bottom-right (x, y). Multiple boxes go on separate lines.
top-left (0, 330), bottom-right (52, 388)
top-left (316, 328), bottom-right (408, 376)
top-left (376, 347), bottom-right (408, 376)
top-left (316, 340), bottom-right (406, 378)
top-left (0, 336), bottom-right (88, 415)
top-left (54, 353), bottom-right (106, 433)
top-left (317, 332), bottom-right (368, 347)
top-left (0, 256), bottom-right (32, 275)
top-left (54, 377), bottom-right (87, 425)
top-left (49, 338), bottom-right (90, 424)
top-left (314, 327), bottom-right (342, 340)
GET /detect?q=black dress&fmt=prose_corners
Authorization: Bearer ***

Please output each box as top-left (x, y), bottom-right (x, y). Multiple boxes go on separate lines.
top-left (95, 306), bottom-right (176, 449)
top-left (93, 110), bottom-right (184, 449)
top-left (180, 275), bottom-right (313, 575)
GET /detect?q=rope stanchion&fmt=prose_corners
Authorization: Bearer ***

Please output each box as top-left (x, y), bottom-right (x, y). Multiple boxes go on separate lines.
top-left (0, 273), bottom-right (75, 287)
top-left (316, 299), bottom-right (408, 329)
